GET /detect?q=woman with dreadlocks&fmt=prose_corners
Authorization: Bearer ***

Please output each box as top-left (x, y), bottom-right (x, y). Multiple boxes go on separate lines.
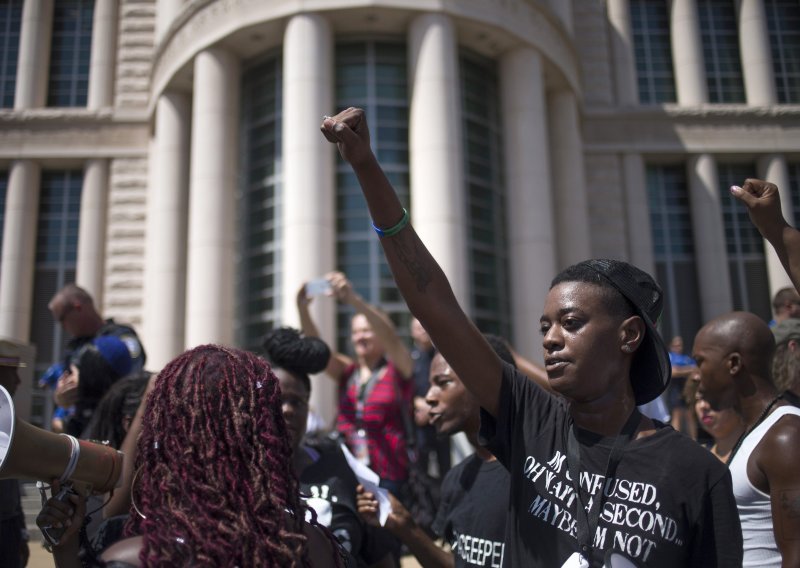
top-left (36, 344), bottom-right (344, 567)
top-left (263, 327), bottom-right (395, 568)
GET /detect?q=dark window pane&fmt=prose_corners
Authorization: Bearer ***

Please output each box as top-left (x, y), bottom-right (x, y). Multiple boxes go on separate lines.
top-left (631, 0), bottom-right (677, 104)
top-left (461, 51), bottom-right (511, 340)
top-left (647, 164), bottom-right (703, 343)
top-left (766, 0), bottom-right (800, 103)
top-left (0, 1), bottom-right (22, 107)
top-left (334, 40), bottom-right (412, 351)
top-left (46, 0), bottom-right (94, 107)
top-left (237, 52), bottom-right (283, 351)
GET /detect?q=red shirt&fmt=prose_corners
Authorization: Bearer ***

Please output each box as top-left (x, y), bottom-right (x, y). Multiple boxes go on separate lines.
top-left (337, 361), bottom-right (413, 482)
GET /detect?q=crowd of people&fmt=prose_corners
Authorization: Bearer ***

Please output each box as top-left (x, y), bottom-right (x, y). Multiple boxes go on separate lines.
top-left (0, 107), bottom-right (798, 567)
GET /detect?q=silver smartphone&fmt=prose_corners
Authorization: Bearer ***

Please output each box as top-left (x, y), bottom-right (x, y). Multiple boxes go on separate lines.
top-left (305, 278), bottom-right (332, 297)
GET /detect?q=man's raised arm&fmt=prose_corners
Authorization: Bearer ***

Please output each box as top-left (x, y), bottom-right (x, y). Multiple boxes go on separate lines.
top-left (732, 179), bottom-right (800, 292)
top-left (321, 108), bottom-right (504, 415)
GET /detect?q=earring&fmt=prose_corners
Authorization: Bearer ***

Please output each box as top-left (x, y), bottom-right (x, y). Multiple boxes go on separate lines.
top-left (622, 345), bottom-right (632, 353)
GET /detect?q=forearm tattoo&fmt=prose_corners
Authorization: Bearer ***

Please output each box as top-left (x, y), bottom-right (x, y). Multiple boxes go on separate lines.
top-left (386, 231), bottom-right (433, 293)
top-left (778, 489), bottom-right (800, 540)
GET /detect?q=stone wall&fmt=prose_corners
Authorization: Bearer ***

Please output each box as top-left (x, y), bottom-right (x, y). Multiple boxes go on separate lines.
top-left (584, 153), bottom-right (629, 260)
top-left (102, 1), bottom-right (155, 335)
top-left (115, 0), bottom-right (156, 109)
top-left (103, 159), bottom-right (148, 330)
top-left (573, 0), bottom-right (614, 107)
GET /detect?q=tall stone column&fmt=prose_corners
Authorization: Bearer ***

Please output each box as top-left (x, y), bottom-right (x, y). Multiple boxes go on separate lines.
top-left (87, 0), bottom-right (118, 109)
top-left (142, 92), bottom-right (190, 368)
top-left (0, 161), bottom-right (40, 341)
top-left (737, 0), bottom-right (777, 105)
top-left (408, 14), bottom-right (468, 307)
top-left (758, 155), bottom-right (793, 295)
top-left (607, 0), bottom-right (638, 105)
top-left (670, 0), bottom-right (707, 105)
top-left (549, 89), bottom-right (590, 268)
top-left (688, 154), bottom-right (733, 320)
top-left (622, 153), bottom-right (656, 276)
top-left (155, 0), bottom-right (183, 43)
top-left (14, 0), bottom-right (53, 109)
top-left (75, 159), bottom-right (109, 304)
top-left (185, 48), bottom-right (240, 347)
top-left (282, 14), bottom-right (336, 426)
top-left (500, 47), bottom-right (556, 359)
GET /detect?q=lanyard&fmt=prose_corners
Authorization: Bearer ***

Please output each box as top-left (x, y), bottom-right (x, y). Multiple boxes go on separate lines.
top-left (353, 363), bottom-right (386, 424)
top-left (567, 409), bottom-right (641, 564)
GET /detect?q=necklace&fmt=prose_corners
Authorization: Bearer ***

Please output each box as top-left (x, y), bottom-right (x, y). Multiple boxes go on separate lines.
top-left (725, 394), bottom-right (783, 466)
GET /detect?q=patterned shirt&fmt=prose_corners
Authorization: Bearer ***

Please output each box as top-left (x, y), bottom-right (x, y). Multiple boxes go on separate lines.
top-left (337, 361), bottom-right (413, 482)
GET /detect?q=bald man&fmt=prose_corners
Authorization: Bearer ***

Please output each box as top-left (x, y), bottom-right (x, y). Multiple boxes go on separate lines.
top-left (693, 312), bottom-right (800, 566)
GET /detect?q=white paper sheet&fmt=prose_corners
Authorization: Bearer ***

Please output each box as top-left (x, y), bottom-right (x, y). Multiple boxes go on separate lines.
top-left (339, 443), bottom-right (392, 526)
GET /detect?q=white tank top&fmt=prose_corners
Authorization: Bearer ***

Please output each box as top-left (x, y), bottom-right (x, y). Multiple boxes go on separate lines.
top-left (728, 405), bottom-right (800, 567)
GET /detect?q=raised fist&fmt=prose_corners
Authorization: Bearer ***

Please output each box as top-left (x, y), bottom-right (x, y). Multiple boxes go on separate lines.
top-left (320, 107), bottom-right (373, 166)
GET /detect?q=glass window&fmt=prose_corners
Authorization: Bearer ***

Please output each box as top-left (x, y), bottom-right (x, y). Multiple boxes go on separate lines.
top-left (0, 0), bottom-right (22, 108)
top-left (47, 0), bottom-right (94, 107)
top-left (460, 52), bottom-right (511, 339)
top-left (0, 171), bottom-right (6, 282)
top-left (335, 40), bottom-right (411, 353)
top-left (698, 0), bottom-right (745, 103)
top-left (631, 0), bottom-right (676, 104)
top-left (718, 163), bottom-right (771, 320)
top-left (647, 165), bottom-right (703, 344)
top-left (28, 171), bottom-right (82, 426)
top-left (237, 53), bottom-right (282, 352)
top-left (766, 0), bottom-right (800, 103)
top-left (789, 162), bottom-right (800, 224)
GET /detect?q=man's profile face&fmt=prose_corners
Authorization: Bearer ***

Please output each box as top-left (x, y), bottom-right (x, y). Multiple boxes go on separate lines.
top-left (691, 329), bottom-right (736, 411)
top-left (425, 353), bottom-right (477, 436)
top-left (49, 296), bottom-right (81, 337)
top-left (540, 281), bottom-right (629, 402)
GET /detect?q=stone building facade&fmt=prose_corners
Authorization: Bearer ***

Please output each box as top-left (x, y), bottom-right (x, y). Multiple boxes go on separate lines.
top-left (0, 0), bottom-right (798, 424)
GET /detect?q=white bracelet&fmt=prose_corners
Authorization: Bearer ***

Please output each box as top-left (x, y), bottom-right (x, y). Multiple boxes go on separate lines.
top-left (58, 434), bottom-right (80, 483)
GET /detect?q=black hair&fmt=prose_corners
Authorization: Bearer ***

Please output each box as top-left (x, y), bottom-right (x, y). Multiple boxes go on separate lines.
top-left (551, 263), bottom-right (636, 320)
top-left (483, 334), bottom-right (517, 369)
top-left (86, 371), bottom-right (151, 448)
top-left (262, 327), bottom-right (331, 392)
top-left (74, 344), bottom-right (126, 409)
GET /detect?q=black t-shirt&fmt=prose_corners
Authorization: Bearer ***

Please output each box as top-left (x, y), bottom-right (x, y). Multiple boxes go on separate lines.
top-left (432, 454), bottom-right (509, 568)
top-left (300, 440), bottom-right (364, 556)
top-left (299, 439), bottom-right (395, 566)
top-left (479, 363), bottom-right (742, 567)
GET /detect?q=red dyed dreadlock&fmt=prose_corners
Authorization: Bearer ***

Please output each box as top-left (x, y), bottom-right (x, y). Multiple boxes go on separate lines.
top-left (124, 345), bottom-right (311, 567)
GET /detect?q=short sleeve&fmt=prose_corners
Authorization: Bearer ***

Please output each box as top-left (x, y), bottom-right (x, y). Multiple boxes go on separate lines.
top-left (479, 362), bottom-right (561, 468)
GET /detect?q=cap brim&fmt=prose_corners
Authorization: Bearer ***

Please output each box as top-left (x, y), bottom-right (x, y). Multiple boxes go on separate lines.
top-left (631, 313), bottom-right (671, 405)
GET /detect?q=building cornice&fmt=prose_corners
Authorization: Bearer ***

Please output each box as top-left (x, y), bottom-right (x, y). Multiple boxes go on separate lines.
top-left (583, 104), bottom-right (800, 154)
top-left (149, 0), bottom-right (579, 115)
top-left (0, 109), bottom-right (149, 160)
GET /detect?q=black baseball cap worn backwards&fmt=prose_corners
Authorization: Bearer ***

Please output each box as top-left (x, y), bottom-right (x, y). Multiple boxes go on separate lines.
top-left (583, 259), bottom-right (672, 405)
